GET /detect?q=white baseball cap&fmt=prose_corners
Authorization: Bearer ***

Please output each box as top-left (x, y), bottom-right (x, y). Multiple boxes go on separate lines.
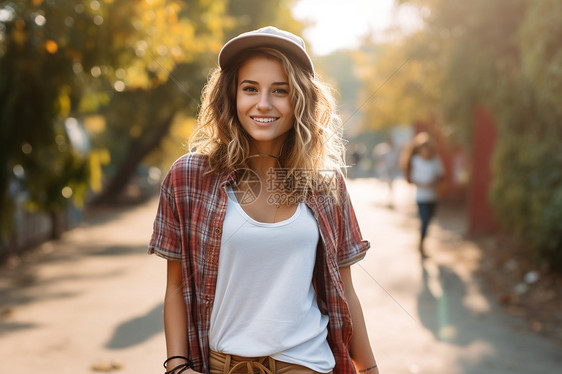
top-left (218, 26), bottom-right (314, 75)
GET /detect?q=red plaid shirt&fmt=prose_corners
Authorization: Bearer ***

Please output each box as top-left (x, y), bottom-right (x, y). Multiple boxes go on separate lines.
top-left (149, 153), bottom-right (370, 374)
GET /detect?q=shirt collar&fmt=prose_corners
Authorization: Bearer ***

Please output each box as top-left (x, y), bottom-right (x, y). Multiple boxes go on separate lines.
top-left (219, 168), bottom-right (238, 188)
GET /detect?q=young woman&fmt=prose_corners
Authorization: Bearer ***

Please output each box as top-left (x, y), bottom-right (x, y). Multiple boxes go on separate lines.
top-left (402, 132), bottom-right (444, 257)
top-left (149, 26), bottom-right (379, 374)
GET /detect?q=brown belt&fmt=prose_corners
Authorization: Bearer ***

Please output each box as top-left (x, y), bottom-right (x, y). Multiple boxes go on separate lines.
top-left (209, 350), bottom-right (329, 374)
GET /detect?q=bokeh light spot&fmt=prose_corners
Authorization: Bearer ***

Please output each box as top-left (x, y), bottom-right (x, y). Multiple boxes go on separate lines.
top-left (13, 165), bottom-right (24, 178)
top-left (91, 66), bottom-right (102, 78)
top-left (62, 186), bottom-right (73, 199)
top-left (113, 80), bottom-right (126, 92)
top-left (115, 68), bottom-right (126, 79)
top-left (34, 14), bottom-right (46, 26)
top-left (90, 1), bottom-right (100, 11)
top-left (21, 143), bottom-right (32, 154)
top-left (45, 40), bottom-right (58, 54)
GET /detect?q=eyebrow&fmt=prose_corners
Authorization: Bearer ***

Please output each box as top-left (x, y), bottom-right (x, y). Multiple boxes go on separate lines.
top-left (239, 80), bottom-right (289, 86)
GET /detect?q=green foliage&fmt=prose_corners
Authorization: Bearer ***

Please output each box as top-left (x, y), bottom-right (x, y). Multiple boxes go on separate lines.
top-left (0, 0), bottom-right (228, 231)
top-left (491, 129), bottom-right (562, 269)
top-left (489, 0), bottom-right (562, 270)
top-left (0, 0), bottom-right (103, 231)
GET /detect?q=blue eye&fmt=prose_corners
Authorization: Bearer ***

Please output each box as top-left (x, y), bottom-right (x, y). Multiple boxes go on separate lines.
top-left (273, 88), bottom-right (288, 94)
top-left (242, 86), bottom-right (258, 92)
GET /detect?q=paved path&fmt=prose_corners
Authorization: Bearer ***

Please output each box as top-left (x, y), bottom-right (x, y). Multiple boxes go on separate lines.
top-left (1, 178), bottom-right (561, 374)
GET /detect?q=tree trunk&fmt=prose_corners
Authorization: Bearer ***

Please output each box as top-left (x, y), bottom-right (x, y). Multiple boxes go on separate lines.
top-left (91, 110), bottom-right (177, 205)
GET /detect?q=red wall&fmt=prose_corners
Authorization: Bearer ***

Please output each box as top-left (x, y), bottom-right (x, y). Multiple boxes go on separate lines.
top-left (468, 106), bottom-right (500, 234)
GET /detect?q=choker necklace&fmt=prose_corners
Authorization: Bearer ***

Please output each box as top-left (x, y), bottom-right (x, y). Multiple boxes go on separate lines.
top-left (247, 153), bottom-right (281, 162)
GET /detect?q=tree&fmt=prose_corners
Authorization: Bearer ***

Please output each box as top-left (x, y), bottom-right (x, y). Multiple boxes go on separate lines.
top-left (87, 0), bottom-right (227, 203)
top-left (0, 0), bottom-right (228, 237)
top-left (489, 0), bottom-right (562, 269)
top-left (0, 0), bottom-right (123, 234)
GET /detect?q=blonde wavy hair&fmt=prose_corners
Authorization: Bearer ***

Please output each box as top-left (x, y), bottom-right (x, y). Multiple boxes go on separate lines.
top-left (189, 47), bottom-right (345, 196)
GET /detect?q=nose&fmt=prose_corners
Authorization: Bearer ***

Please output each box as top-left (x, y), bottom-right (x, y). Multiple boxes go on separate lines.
top-left (256, 92), bottom-right (272, 111)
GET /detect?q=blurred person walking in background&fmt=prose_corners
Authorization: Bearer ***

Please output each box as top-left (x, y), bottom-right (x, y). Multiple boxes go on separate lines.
top-left (372, 134), bottom-right (401, 208)
top-left (148, 27), bottom-right (379, 374)
top-left (401, 132), bottom-right (444, 258)
top-left (347, 143), bottom-right (365, 179)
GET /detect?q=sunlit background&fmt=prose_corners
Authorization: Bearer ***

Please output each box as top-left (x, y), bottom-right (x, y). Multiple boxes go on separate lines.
top-left (1, 0), bottom-right (561, 373)
top-left (293, 0), bottom-right (422, 55)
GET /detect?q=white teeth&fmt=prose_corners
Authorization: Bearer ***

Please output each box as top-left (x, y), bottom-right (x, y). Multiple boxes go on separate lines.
top-left (253, 117), bottom-right (277, 123)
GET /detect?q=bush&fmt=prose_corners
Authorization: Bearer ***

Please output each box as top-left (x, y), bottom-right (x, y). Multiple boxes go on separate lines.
top-left (490, 64), bottom-right (562, 269)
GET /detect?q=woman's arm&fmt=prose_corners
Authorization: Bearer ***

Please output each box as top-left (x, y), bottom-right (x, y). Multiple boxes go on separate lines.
top-left (340, 265), bottom-right (380, 374)
top-left (164, 260), bottom-right (197, 373)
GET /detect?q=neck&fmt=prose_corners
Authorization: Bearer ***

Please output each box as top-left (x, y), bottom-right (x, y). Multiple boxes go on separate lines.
top-left (249, 136), bottom-right (286, 157)
top-left (247, 141), bottom-right (284, 174)
top-left (247, 154), bottom-right (281, 178)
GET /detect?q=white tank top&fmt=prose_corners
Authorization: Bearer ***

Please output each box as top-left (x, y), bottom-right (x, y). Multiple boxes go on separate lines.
top-left (410, 155), bottom-right (444, 202)
top-left (209, 187), bottom-right (335, 373)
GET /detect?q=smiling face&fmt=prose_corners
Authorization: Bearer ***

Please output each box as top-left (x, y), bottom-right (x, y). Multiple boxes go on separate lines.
top-left (236, 55), bottom-right (295, 154)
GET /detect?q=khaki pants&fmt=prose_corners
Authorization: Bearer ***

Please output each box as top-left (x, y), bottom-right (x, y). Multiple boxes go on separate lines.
top-left (209, 350), bottom-right (331, 374)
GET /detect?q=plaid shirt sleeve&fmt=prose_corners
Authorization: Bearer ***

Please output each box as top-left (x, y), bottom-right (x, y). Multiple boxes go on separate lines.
top-left (335, 173), bottom-right (370, 267)
top-left (148, 172), bottom-right (182, 261)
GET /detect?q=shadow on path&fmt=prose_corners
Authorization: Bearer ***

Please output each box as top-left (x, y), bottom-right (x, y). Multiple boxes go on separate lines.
top-left (0, 245), bottom-right (141, 311)
top-left (0, 320), bottom-right (37, 335)
top-left (105, 302), bottom-right (164, 349)
top-left (417, 258), bottom-right (477, 346)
